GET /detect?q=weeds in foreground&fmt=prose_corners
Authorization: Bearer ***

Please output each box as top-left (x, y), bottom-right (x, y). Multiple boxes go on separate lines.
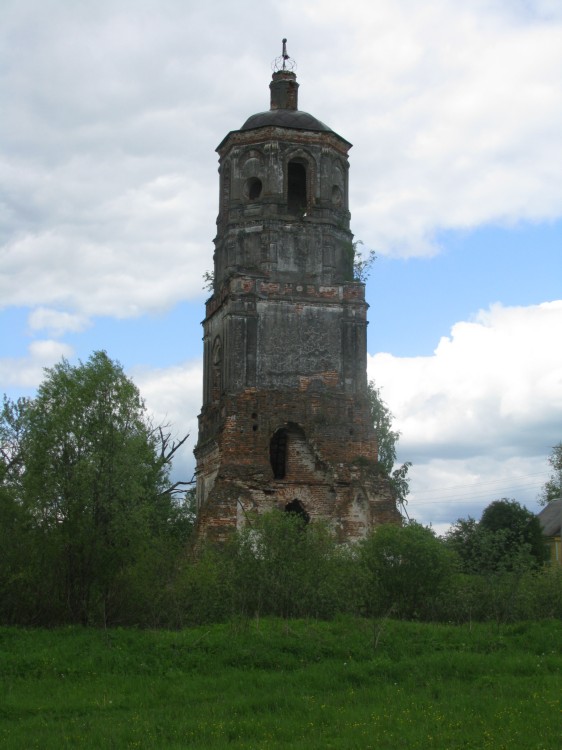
top-left (0, 618), bottom-right (560, 749)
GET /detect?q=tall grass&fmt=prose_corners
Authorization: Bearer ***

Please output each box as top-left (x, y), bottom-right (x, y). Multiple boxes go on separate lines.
top-left (1, 618), bottom-right (560, 749)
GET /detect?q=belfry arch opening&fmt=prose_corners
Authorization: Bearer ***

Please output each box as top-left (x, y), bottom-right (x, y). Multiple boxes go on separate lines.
top-left (285, 499), bottom-right (310, 524)
top-left (246, 177), bottom-right (262, 201)
top-left (287, 160), bottom-right (307, 215)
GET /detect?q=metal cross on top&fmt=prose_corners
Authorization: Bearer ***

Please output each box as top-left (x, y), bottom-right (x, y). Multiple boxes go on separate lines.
top-left (272, 38), bottom-right (296, 72)
top-left (282, 38), bottom-right (289, 69)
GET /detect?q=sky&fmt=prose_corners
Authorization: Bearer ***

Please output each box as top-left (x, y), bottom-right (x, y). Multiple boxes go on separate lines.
top-left (2, 0), bottom-right (561, 534)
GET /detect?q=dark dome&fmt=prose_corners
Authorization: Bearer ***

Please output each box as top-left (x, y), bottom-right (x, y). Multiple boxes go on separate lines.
top-left (241, 108), bottom-right (332, 133)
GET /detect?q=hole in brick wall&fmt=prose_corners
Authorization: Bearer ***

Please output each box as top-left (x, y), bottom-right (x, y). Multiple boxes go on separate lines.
top-left (251, 412), bottom-right (257, 419)
top-left (270, 428), bottom-right (288, 479)
top-left (253, 425), bottom-right (258, 431)
top-left (285, 499), bottom-right (310, 524)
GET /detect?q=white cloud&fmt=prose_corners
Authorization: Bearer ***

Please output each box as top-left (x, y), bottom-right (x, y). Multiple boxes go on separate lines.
top-left (0, 340), bottom-right (74, 389)
top-left (1, 0), bottom-right (561, 322)
top-left (369, 300), bottom-right (562, 459)
top-left (28, 307), bottom-right (91, 337)
top-left (368, 300), bottom-right (562, 527)
top-left (0, 160), bottom-right (213, 316)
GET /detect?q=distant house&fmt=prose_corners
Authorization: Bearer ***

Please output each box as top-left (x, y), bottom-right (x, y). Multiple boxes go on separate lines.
top-left (537, 499), bottom-right (562, 566)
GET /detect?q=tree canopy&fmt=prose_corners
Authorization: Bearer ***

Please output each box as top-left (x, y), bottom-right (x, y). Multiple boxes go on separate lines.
top-left (446, 498), bottom-right (547, 574)
top-left (0, 351), bottom-right (191, 625)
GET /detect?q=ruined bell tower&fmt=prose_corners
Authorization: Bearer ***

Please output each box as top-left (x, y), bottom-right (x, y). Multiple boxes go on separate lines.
top-left (194, 42), bottom-right (399, 544)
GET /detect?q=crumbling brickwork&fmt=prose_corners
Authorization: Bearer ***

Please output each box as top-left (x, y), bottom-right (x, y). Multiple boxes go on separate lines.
top-left (193, 68), bottom-right (400, 545)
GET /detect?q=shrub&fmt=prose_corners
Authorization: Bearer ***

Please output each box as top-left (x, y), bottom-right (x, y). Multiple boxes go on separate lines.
top-left (358, 521), bottom-right (454, 620)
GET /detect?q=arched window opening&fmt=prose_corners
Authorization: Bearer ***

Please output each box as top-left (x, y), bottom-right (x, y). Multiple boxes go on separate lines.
top-left (285, 499), bottom-right (310, 524)
top-left (246, 177), bottom-right (262, 201)
top-left (287, 161), bottom-right (307, 215)
top-left (270, 428), bottom-right (288, 479)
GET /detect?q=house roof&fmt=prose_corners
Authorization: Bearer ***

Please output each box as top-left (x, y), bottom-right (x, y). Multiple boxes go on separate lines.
top-left (537, 498), bottom-right (562, 536)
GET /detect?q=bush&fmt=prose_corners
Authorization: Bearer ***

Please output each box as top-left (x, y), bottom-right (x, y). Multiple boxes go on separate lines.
top-left (358, 522), bottom-right (454, 620)
top-left (223, 511), bottom-right (354, 620)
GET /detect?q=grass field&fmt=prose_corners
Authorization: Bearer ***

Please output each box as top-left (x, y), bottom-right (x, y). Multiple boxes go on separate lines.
top-left (0, 618), bottom-right (560, 749)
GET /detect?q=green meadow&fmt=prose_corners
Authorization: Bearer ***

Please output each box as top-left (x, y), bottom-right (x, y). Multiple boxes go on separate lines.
top-left (1, 618), bottom-right (560, 749)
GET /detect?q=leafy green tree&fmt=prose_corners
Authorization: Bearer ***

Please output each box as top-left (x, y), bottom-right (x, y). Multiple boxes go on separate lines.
top-left (0, 395), bottom-right (31, 499)
top-left (0, 471), bottom-right (30, 623)
top-left (0, 351), bottom-right (191, 625)
top-left (480, 498), bottom-right (547, 569)
top-left (359, 521), bottom-right (453, 620)
top-left (0, 396), bottom-right (40, 622)
top-left (446, 498), bottom-right (547, 575)
top-left (445, 517), bottom-right (481, 571)
top-left (367, 381), bottom-right (412, 510)
top-left (538, 442), bottom-right (562, 505)
top-left (446, 518), bottom-right (517, 577)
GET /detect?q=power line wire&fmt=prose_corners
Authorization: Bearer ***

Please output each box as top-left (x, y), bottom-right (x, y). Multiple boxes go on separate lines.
top-left (411, 482), bottom-right (545, 504)
top-left (411, 486), bottom-right (545, 507)
top-left (410, 470), bottom-right (549, 497)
